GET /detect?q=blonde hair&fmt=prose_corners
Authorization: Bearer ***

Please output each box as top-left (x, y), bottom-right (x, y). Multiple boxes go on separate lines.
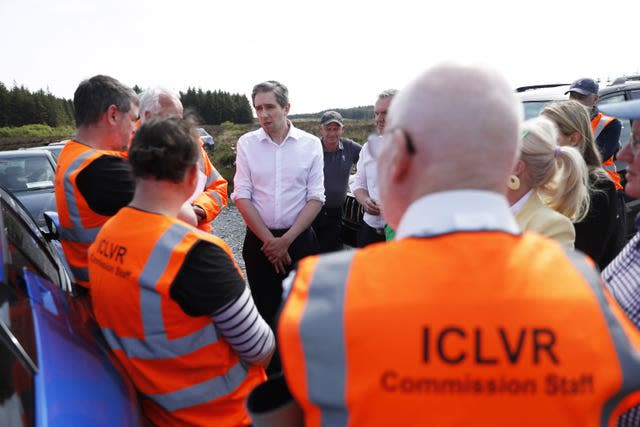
top-left (540, 100), bottom-right (609, 183)
top-left (521, 117), bottom-right (590, 222)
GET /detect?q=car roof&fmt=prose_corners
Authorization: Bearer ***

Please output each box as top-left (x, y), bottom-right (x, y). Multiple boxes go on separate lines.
top-left (0, 149), bottom-right (56, 160)
top-left (516, 84), bottom-right (571, 102)
top-left (600, 77), bottom-right (640, 97)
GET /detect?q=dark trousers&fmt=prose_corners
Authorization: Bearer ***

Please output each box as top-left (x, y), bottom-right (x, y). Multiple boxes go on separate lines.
top-left (357, 222), bottom-right (386, 248)
top-left (243, 226), bottom-right (319, 375)
top-left (311, 206), bottom-right (343, 253)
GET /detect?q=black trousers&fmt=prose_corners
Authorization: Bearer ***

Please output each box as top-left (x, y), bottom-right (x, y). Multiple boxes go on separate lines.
top-left (242, 227), bottom-right (319, 375)
top-left (357, 222), bottom-right (386, 248)
top-left (311, 206), bottom-right (343, 253)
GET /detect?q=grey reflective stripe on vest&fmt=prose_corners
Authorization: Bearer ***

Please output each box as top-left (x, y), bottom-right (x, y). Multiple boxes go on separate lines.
top-left (60, 149), bottom-right (102, 243)
top-left (205, 168), bottom-right (222, 187)
top-left (562, 249), bottom-right (640, 425)
top-left (101, 223), bottom-right (246, 411)
top-left (206, 190), bottom-right (223, 207)
top-left (299, 251), bottom-right (355, 427)
top-left (148, 361), bottom-right (248, 411)
top-left (603, 163), bottom-right (617, 172)
top-left (593, 119), bottom-right (607, 139)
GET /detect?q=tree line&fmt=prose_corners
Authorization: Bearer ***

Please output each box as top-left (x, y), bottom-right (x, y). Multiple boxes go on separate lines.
top-left (0, 82), bottom-right (255, 128)
top-left (290, 105), bottom-right (374, 120)
top-left (0, 82), bottom-right (75, 127)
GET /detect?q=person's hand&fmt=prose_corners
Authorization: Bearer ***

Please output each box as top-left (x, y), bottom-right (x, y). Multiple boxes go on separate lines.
top-left (362, 197), bottom-right (381, 216)
top-left (192, 204), bottom-right (206, 223)
top-left (270, 252), bottom-right (292, 274)
top-left (262, 236), bottom-right (292, 274)
top-left (177, 202), bottom-right (198, 226)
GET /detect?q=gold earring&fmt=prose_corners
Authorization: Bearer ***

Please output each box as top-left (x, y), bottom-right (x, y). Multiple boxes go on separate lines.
top-left (508, 175), bottom-right (520, 190)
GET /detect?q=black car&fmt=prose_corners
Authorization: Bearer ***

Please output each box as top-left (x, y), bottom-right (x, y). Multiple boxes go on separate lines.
top-left (0, 150), bottom-right (57, 228)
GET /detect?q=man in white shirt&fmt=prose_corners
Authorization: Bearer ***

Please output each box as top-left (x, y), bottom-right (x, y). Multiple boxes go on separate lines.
top-left (351, 89), bottom-right (397, 247)
top-left (232, 80), bottom-right (324, 352)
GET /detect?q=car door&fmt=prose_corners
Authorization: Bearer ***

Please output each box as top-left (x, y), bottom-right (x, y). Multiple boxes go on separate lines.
top-left (0, 189), bottom-right (141, 426)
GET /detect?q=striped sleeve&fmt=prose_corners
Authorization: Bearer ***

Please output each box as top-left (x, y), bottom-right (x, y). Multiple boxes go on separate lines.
top-left (211, 285), bottom-right (275, 364)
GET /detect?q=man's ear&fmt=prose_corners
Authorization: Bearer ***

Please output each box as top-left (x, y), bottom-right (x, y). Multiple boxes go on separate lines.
top-left (106, 104), bottom-right (119, 125)
top-left (388, 130), bottom-right (412, 184)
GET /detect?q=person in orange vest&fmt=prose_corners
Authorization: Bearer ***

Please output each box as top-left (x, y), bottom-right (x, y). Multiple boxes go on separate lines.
top-left (255, 63), bottom-right (640, 426)
top-left (566, 78), bottom-right (623, 190)
top-left (54, 75), bottom-right (139, 289)
top-left (138, 87), bottom-right (228, 232)
top-left (88, 116), bottom-right (275, 427)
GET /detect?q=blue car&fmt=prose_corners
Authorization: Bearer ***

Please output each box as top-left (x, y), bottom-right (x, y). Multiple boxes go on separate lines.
top-left (0, 186), bottom-right (142, 426)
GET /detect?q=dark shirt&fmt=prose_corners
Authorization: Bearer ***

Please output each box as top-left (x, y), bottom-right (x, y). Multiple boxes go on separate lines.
top-left (322, 138), bottom-right (361, 208)
top-left (574, 174), bottom-right (625, 270)
top-left (593, 109), bottom-right (622, 161)
top-left (170, 240), bottom-right (245, 316)
top-left (76, 155), bottom-right (135, 215)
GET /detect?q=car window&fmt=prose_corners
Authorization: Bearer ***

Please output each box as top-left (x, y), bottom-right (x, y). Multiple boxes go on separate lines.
top-left (631, 90), bottom-right (640, 100)
top-left (522, 101), bottom-right (553, 120)
top-left (0, 156), bottom-right (54, 192)
top-left (2, 201), bottom-right (61, 289)
top-left (599, 94), bottom-right (631, 146)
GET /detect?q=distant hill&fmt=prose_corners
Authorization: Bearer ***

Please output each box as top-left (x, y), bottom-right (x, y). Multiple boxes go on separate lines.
top-left (290, 105), bottom-right (374, 120)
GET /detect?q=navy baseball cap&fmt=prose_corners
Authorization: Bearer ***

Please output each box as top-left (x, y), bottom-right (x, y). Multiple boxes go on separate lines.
top-left (320, 111), bottom-right (344, 126)
top-left (565, 78), bottom-right (599, 96)
top-left (599, 99), bottom-right (640, 120)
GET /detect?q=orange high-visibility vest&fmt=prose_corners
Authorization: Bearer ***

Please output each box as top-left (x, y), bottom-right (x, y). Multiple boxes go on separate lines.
top-left (88, 207), bottom-right (266, 427)
top-left (193, 144), bottom-right (228, 232)
top-left (279, 232), bottom-right (640, 427)
top-left (592, 113), bottom-right (623, 190)
top-left (54, 140), bottom-right (128, 287)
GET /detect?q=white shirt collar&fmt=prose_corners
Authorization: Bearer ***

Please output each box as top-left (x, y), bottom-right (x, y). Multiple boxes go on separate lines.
top-left (509, 189), bottom-right (533, 215)
top-left (395, 190), bottom-right (520, 239)
top-left (257, 120), bottom-right (303, 144)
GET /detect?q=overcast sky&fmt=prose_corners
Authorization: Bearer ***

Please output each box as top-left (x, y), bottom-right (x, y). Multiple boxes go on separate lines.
top-left (1, 0), bottom-right (638, 115)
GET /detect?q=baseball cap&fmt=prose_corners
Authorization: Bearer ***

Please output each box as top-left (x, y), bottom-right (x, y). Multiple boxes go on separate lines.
top-left (598, 99), bottom-right (640, 120)
top-left (565, 78), bottom-right (599, 96)
top-left (320, 111), bottom-right (344, 126)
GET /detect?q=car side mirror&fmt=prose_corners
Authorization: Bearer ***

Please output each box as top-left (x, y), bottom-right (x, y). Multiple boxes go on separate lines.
top-left (42, 211), bottom-right (60, 241)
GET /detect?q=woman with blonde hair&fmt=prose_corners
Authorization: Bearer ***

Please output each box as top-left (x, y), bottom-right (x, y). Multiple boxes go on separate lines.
top-left (541, 100), bottom-right (625, 268)
top-left (507, 116), bottom-right (589, 248)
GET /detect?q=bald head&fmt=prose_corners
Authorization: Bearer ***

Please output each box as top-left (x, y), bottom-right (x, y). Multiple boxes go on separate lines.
top-left (378, 63), bottom-right (522, 228)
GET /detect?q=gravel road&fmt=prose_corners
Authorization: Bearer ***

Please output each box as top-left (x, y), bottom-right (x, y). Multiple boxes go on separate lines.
top-left (211, 204), bottom-right (247, 275)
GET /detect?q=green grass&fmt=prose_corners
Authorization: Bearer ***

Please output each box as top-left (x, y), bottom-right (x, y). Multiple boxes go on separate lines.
top-left (0, 124), bottom-right (74, 138)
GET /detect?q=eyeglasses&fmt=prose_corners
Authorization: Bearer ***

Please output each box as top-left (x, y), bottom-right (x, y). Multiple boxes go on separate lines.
top-left (629, 132), bottom-right (640, 155)
top-left (384, 128), bottom-right (416, 155)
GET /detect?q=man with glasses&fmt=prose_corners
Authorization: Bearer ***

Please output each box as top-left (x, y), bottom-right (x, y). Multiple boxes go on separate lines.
top-left (270, 63), bottom-right (640, 425)
top-left (566, 78), bottom-right (623, 189)
top-left (601, 100), bottom-right (640, 308)
top-left (600, 98), bottom-right (640, 426)
top-left (55, 75), bottom-right (138, 289)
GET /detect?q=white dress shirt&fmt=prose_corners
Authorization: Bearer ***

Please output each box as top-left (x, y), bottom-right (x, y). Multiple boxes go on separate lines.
top-left (395, 190), bottom-right (520, 239)
top-left (350, 134), bottom-right (385, 228)
top-left (232, 122), bottom-right (325, 229)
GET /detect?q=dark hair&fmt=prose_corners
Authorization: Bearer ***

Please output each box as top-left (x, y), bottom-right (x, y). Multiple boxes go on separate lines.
top-left (73, 75), bottom-right (138, 127)
top-left (129, 116), bottom-right (200, 183)
top-left (251, 80), bottom-right (289, 108)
